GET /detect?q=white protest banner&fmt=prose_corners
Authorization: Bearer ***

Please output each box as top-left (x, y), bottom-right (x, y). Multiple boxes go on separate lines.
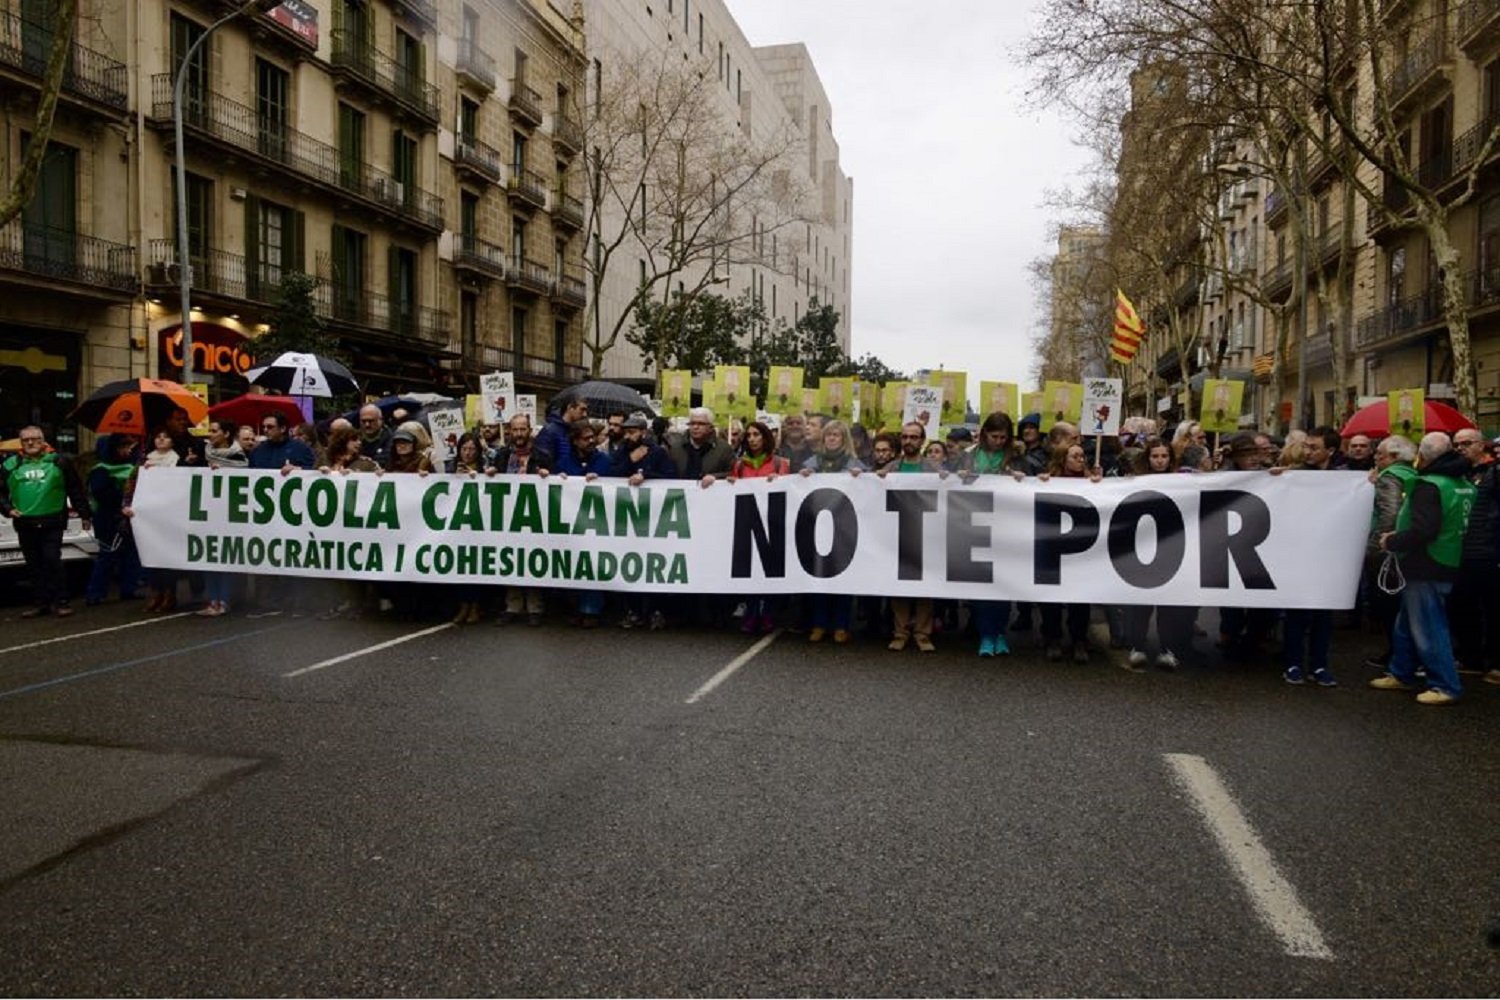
top-left (132, 468), bottom-right (1373, 608)
top-left (426, 406), bottom-right (466, 469)
top-left (1081, 377), bottom-right (1123, 437)
top-left (902, 385), bottom-right (943, 436)
top-left (516, 394), bottom-right (538, 427)
top-left (479, 372), bottom-right (515, 424)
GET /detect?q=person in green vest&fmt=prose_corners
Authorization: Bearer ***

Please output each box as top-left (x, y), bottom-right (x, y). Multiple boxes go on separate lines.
top-left (0, 425), bottom-right (93, 618)
top-left (1362, 434), bottom-right (1418, 671)
top-left (84, 434), bottom-right (143, 606)
top-left (1370, 432), bottom-right (1477, 705)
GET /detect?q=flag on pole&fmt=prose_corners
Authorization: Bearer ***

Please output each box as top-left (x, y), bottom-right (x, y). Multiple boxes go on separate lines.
top-left (1110, 289), bottom-right (1146, 364)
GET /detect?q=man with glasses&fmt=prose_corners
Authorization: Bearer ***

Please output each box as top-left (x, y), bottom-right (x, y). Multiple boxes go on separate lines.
top-left (356, 404), bottom-right (392, 464)
top-left (1450, 428), bottom-right (1497, 683)
top-left (668, 407), bottom-right (734, 484)
top-left (882, 422), bottom-right (937, 651)
top-left (248, 412), bottom-right (316, 472)
top-left (1, 426), bottom-right (91, 618)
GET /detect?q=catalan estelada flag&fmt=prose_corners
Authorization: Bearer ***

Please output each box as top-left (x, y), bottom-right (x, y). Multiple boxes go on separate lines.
top-left (1110, 289), bottom-right (1146, 364)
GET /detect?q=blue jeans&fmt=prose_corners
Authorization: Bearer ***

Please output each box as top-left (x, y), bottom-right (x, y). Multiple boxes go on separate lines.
top-left (1282, 609), bottom-right (1332, 671)
top-left (810, 593), bottom-right (851, 631)
top-left (1388, 580), bottom-right (1460, 696)
top-left (86, 533), bottom-right (141, 603)
top-left (972, 599), bottom-right (1011, 640)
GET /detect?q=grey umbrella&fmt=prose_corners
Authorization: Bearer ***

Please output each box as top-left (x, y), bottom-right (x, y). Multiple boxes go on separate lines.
top-left (551, 380), bottom-right (656, 418)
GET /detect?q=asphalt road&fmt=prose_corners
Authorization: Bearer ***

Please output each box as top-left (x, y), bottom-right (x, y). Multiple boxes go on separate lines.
top-left (0, 591), bottom-right (1496, 996)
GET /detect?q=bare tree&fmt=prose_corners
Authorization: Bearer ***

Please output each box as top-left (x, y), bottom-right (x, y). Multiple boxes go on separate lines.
top-left (0, 0), bottom-right (78, 228)
top-left (1028, 0), bottom-right (1493, 419)
top-left (576, 51), bottom-right (813, 376)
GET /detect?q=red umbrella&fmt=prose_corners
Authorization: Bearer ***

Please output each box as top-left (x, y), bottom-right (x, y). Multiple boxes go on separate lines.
top-left (1339, 398), bottom-right (1477, 438)
top-left (69, 378), bottom-right (208, 435)
top-left (208, 393), bottom-right (307, 428)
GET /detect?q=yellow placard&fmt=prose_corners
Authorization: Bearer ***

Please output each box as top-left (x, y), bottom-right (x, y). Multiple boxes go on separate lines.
top-left (820, 377), bottom-right (856, 422)
top-left (767, 366), bottom-right (804, 414)
top-left (1199, 379), bottom-right (1245, 434)
top-left (801, 387), bottom-right (821, 416)
top-left (714, 365), bottom-right (755, 419)
top-left (921, 369), bottom-right (968, 426)
top-left (465, 394), bottom-right (486, 428)
top-left (1023, 391), bottom-right (1044, 420)
top-left (858, 380), bottom-right (881, 429)
top-left (1040, 381), bottom-right (1083, 431)
top-left (659, 369), bottom-right (694, 418)
top-left (1388, 388), bottom-right (1425, 437)
top-left (881, 381), bottom-right (910, 431)
top-left (978, 380), bottom-right (1020, 420)
top-left (186, 383), bottom-right (211, 436)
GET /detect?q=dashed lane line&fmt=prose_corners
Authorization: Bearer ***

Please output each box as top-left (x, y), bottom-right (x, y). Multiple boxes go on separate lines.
top-left (685, 629), bottom-right (781, 705)
top-left (1165, 752), bottom-right (1334, 960)
top-left (282, 622), bottom-right (455, 678)
top-left (0, 613), bottom-right (195, 657)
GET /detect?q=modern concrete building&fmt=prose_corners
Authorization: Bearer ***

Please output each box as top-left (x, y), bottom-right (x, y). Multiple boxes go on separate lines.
top-left (579, 0), bottom-right (853, 381)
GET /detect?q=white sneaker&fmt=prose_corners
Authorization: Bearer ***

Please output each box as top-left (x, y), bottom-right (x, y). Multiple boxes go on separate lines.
top-left (1156, 650), bottom-right (1180, 671)
top-left (1127, 649), bottom-right (1149, 669)
top-left (732, 602), bottom-right (747, 618)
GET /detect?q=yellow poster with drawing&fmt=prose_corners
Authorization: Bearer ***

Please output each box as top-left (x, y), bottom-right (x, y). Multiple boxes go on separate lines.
top-left (1388, 388), bottom-right (1425, 437)
top-left (1023, 391), bottom-right (1044, 421)
top-left (1040, 381), bottom-right (1083, 431)
top-left (714, 365), bottom-right (755, 419)
top-left (767, 366), bottom-right (804, 415)
top-left (858, 380), bottom-right (881, 429)
top-left (881, 381), bottom-right (910, 431)
top-left (659, 370), bottom-right (694, 417)
top-left (801, 387), bottom-right (821, 415)
top-left (820, 377), bottom-right (856, 423)
top-left (1199, 379), bottom-right (1245, 433)
top-left (921, 369), bottom-right (968, 426)
top-left (978, 380), bottom-right (1020, 420)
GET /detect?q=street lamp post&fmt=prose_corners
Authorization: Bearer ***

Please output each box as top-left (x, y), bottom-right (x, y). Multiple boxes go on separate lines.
top-left (173, 0), bottom-right (283, 388)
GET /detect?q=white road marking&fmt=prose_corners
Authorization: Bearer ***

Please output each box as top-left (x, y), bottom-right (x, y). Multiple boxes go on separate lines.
top-left (282, 622), bottom-right (455, 678)
top-left (1164, 752), bottom-right (1333, 960)
top-left (0, 612), bottom-right (194, 656)
top-left (686, 630), bottom-right (781, 704)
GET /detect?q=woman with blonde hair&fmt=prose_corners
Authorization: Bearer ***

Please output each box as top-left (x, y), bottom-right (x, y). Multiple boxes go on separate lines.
top-left (1170, 420), bottom-right (1206, 464)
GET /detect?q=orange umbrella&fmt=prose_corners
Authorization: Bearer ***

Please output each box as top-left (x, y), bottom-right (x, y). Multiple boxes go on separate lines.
top-left (69, 378), bottom-right (208, 435)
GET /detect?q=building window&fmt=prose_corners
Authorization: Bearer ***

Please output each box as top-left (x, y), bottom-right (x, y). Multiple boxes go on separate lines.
top-left (512, 305), bottom-right (528, 357)
top-left (339, 103), bottom-right (365, 186)
top-left (458, 97), bottom-right (478, 143)
top-left (1387, 246), bottom-right (1406, 305)
top-left (461, 290), bottom-right (478, 357)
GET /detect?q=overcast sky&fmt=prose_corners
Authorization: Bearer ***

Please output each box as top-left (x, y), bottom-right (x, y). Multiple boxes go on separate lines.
top-left (726, 1), bottom-right (1094, 390)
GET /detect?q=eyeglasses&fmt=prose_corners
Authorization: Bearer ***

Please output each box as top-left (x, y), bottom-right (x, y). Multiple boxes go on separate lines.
top-left (688, 420), bottom-right (711, 426)
top-left (18, 435), bottom-right (43, 443)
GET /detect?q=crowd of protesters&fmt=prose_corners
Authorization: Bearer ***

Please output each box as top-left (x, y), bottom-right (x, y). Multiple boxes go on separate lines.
top-left (4, 396), bottom-right (1498, 705)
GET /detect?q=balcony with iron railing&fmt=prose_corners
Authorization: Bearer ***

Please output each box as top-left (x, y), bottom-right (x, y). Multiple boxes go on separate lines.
top-left (552, 272), bottom-right (587, 309)
top-left (1450, 112), bottom-right (1500, 179)
top-left (453, 233), bottom-right (506, 280)
top-left (1388, 27), bottom-right (1450, 110)
top-left (455, 37), bottom-right (496, 92)
top-left (1265, 187), bottom-right (1290, 227)
top-left (507, 166), bottom-right (549, 211)
top-left (0, 10), bottom-right (128, 114)
top-left (1366, 179), bottom-right (1413, 236)
top-left (0, 220), bottom-right (135, 296)
top-left (505, 255), bottom-right (553, 295)
top-left (315, 282), bottom-right (452, 348)
top-left (1313, 222), bottom-right (1345, 267)
top-left (462, 343), bottom-right (587, 384)
top-left (553, 188), bottom-right (584, 230)
top-left (554, 113), bottom-right (582, 156)
top-left (1354, 285), bottom-right (1444, 349)
top-left (392, 0), bottom-right (437, 30)
top-left (144, 239), bottom-right (292, 304)
top-left (330, 30), bottom-right (440, 126)
top-left (454, 134), bottom-right (502, 183)
top-left (509, 79), bottom-right (544, 127)
top-left (1264, 257), bottom-right (1295, 301)
top-left (149, 75), bottom-right (444, 232)
top-left (1458, 0), bottom-right (1500, 52)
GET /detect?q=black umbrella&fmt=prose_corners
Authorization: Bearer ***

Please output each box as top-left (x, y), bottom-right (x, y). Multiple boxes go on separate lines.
top-left (551, 380), bottom-right (655, 418)
top-left (246, 351), bottom-right (359, 398)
